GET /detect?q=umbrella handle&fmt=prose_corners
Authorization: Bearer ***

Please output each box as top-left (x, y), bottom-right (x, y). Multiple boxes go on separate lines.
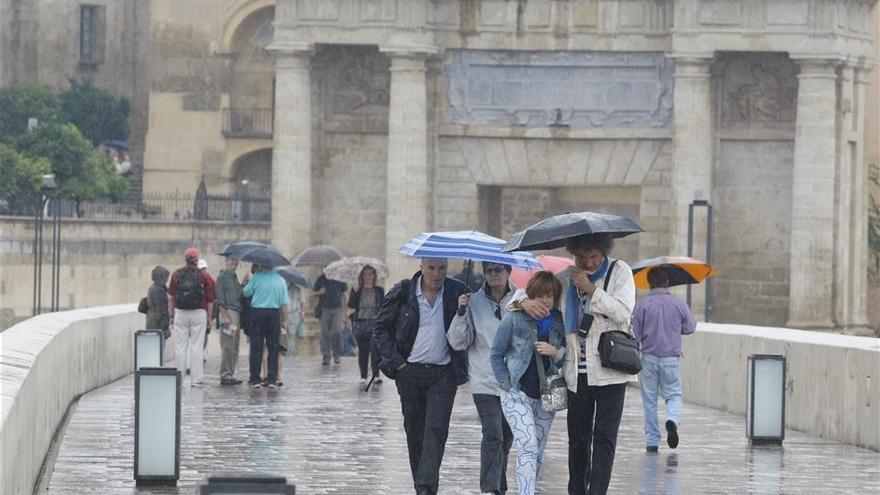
top-left (465, 260), bottom-right (473, 289)
top-left (364, 375), bottom-right (376, 392)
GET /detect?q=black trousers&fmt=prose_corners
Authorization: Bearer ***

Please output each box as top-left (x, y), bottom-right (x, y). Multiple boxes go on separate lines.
top-left (567, 376), bottom-right (627, 495)
top-left (354, 321), bottom-right (380, 379)
top-left (396, 363), bottom-right (457, 495)
top-left (248, 308), bottom-right (280, 384)
top-left (473, 393), bottom-right (514, 495)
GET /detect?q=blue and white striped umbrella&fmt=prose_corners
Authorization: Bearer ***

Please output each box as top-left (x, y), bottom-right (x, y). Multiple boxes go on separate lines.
top-left (398, 230), bottom-right (541, 270)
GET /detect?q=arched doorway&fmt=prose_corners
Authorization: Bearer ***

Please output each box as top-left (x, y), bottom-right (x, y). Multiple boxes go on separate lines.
top-left (226, 6), bottom-right (275, 137)
top-left (231, 148), bottom-right (272, 198)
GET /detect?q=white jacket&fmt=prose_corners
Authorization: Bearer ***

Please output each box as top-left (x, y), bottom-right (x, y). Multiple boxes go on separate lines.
top-left (508, 257), bottom-right (637, 391)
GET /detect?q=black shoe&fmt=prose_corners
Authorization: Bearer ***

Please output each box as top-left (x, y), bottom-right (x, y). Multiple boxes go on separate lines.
top-left (322, 358), bottom-right (330, 366)
top-left (646, 446), bottom-right (659, 453)
top-left (666, 420), bottom-right (679, 449)
top-left (248, 380), bottom-right (262, 388)
top-left (220, 378), bottom-right (242, 386)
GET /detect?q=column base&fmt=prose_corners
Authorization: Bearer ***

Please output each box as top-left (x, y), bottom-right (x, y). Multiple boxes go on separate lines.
top-left (837, 325), bottom-right (878, 337)
top-left (784, 319), bottom-right (836, 331)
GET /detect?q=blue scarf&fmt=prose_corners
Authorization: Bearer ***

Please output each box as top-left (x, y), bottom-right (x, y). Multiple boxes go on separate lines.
top-left (532, 314), bottom-right (554, 339)
top-left (563, 257), bottom-right (609, 334)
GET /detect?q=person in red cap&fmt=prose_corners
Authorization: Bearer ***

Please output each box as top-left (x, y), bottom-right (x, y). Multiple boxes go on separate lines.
top-left (167, 247), bottom-right (216, 386)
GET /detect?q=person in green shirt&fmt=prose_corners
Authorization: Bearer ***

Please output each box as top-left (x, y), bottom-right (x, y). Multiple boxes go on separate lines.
top-left (216, 256), bottom-right (244, 385)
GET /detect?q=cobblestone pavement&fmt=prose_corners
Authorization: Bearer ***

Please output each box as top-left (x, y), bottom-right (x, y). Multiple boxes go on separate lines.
top-left (46, 342), bottom-right (880, 494)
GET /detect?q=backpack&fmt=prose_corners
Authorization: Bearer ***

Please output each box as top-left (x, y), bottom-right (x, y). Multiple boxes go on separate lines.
top-left (174, 267), bottom-right (204, 310)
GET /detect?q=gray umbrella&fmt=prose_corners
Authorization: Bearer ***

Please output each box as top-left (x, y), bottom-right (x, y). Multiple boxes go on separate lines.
top-left (502, 211), bottom-right (642, 252)
top-left (291, 244), bottom-right (352, 266)
top-left (219, 241), bottom-right (270, 258)
top-left (239, 245), bottom-right (291, 268)
top-left (275, 266), bottom-right (311, 288)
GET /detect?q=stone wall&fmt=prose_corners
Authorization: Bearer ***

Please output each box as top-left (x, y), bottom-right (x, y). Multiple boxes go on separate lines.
top-left (0, 217), bottom-right (270, 329)
top-left (682, 323), bottom-right (880, 451)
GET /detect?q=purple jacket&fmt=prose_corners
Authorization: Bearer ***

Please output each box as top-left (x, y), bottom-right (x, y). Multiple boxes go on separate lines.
top-left (632, 289), bottom-right (696, 357)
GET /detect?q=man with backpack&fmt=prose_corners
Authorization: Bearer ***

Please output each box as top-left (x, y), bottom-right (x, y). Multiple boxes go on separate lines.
top-left (168, 247), bottom-right (216, 387)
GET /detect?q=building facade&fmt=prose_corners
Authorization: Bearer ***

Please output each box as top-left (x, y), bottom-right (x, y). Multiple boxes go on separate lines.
top-left (2, 0), bottom-right (878, 333)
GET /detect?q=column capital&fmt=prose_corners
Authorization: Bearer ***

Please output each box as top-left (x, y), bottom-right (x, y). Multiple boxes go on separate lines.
top-left (791, 56), bottom-right (845, 79)
top-left (668, 53), bottom-right (714, 79)
top-left (380, 44), bottom-right (441, 59)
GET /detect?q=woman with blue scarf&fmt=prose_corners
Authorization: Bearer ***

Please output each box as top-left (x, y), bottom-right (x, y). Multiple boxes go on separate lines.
top-left (490, 271), bottom-right (566, 495)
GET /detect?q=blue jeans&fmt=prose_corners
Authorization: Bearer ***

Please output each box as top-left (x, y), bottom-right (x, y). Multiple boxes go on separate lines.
top-left (639, 354), bottom-right (683, 447)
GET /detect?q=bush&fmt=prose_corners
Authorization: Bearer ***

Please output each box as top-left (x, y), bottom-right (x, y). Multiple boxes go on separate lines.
top-left (60, 80), bottom-right (130, 146)
top-left (0, 85), bottom-right (61, 144)
top-left (0, 143), bottom-right (52, 198)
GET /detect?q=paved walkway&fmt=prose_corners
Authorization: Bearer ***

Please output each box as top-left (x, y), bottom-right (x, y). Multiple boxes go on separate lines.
top-left (46, 343), bottom-right (880, 494)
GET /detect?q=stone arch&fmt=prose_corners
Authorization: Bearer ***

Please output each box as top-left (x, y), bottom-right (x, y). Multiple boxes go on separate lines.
top-left (219, 0), bottom-right (276, 54)
top-left (231, 148), bottom-right (272, 199)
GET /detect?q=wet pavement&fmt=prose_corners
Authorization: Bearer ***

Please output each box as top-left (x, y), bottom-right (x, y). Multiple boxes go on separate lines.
top-left (46, 342), bottom-right (880, 494)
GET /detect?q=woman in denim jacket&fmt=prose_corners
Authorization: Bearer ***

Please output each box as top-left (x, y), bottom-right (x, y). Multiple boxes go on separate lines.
top-left (490, 271), bottom-right (566, 495)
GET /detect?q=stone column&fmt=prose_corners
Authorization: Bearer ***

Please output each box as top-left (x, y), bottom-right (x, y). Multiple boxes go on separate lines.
top-left (381, 47), bottom-right (438, 282)
top-left (787, 59), bottom-right (839, 330)
top-left (269, 44), bottom-right (313, 257)
top-left (670, 56), bottom-right (714, 319)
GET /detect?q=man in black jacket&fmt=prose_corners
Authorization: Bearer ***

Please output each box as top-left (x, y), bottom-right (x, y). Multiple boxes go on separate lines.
top-left (373, 258), bottom-right (469, 495)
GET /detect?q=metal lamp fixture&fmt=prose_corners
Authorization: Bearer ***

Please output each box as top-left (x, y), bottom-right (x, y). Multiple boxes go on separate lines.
top-left (135, 330), bottom-right (164, 370)
top-left (134, 368), bottom-right (181, 486)
top-left (198, 474), bottom-right (296, 494)
top-left (746, 354), bottom-right (786, 444)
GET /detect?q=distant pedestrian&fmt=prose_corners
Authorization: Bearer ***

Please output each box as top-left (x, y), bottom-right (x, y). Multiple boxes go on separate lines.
top-left (146, 265), bottom-right (170, 339)
top-left (347, 265), bottom-right (385, 385)
top-left (312, 273), bottom-right (347, 365)
top-left (198, 259), bottom-right (216, 353)
top-left (453, 262), bottom-right (484, 292)
top-left (373, 258), bottom-right (469, 495)
top-left (285, 281), bottom-right (305, 356)
top-left (168, 247), bottom-right (216, 387)
top-left (215, 256), bottom-right (243, 386)
top-left (632, 266), bottom-right (696, 452)
top-left (447, 262), bottom-right (516, 495)
top-left (243, 264), bottom-right (290, 389)
top-left (490, 271), bottom-right (566, 495)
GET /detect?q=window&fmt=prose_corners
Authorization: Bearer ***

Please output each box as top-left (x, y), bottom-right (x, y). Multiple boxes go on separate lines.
top-left (79, 5), bottom-right (104, 67)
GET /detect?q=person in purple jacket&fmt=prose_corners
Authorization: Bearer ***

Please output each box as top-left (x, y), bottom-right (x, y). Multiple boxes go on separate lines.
top-left (632, 266), bottom-right (697, 453)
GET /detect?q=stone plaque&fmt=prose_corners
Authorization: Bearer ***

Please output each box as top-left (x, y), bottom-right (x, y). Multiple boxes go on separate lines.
top-left (445, 51), bottom-right (674, 128)
top-left (718, 53), bottom-right (797, 128)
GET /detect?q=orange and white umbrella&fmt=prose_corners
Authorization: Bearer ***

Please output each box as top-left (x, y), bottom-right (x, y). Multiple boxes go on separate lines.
top-left (631, 256), bottom-right (716, 290)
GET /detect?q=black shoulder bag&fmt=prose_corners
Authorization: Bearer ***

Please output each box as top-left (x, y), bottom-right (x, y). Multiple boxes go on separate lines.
top-left (597, 261), bottom-right (642, 375)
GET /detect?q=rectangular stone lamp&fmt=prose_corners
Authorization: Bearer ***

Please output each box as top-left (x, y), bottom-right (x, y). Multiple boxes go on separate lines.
top-left (198, 474), bottom-right (296, 494)
top-left (134, 330), bottom-right (164, 370)
top-left (134, 367), bottom-right (181, 486)
top-left (746, 355), bottom-right (786, 444)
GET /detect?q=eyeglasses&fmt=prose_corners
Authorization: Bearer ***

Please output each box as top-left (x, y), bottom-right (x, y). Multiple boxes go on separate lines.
top-left (484, 267), bottom-right (506, 274)
top-left (494, 304), bottom-right (502, 320)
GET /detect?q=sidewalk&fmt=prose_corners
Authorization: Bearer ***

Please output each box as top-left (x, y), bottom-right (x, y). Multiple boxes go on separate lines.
top-left (45, 342), bottom-right (880, 494)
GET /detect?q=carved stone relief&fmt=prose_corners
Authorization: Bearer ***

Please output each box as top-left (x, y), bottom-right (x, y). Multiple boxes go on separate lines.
top-left (313, 45), bottom-right (391, 126)
top-left (717, 53), bottom-right (797, 128)
top-left (445, 50), bottom-right (674, 128)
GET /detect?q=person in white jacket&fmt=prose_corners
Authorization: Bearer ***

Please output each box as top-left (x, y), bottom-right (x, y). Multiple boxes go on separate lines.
top-left (448, 262), bottom-right (516, 495)
top-left (508, 233), bottom-right (636, 495)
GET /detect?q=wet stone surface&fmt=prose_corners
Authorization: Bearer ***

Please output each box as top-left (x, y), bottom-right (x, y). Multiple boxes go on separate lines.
top-left (46, 344), bottom-right (880, 494)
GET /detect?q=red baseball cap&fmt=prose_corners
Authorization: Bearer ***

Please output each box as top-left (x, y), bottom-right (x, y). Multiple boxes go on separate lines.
top-left (184, 247), bottom-right (200, 259)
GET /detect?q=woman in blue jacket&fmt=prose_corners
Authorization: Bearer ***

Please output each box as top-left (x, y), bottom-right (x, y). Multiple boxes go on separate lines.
top-left (490, 271), bottom-right (566, 495)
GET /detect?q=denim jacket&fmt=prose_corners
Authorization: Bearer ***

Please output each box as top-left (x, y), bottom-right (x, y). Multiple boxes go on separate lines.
top-left (490, 309), bottom-right (566, 393)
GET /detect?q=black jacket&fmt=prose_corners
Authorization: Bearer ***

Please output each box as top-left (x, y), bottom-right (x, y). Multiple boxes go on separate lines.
top-left (347, 286), bottom-right (385, 320)
top-left (373, 271), bottom-right (469, 385)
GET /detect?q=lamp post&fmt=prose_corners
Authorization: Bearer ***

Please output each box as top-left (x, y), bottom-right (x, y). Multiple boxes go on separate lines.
top-left (135, 330), bottom-right (165, 370)
top-left (134, 367), bottom-right (181, 486)
top-left (32, 174), bottom-right (57, 315)
top-left (686, 198), bottom-right (713, 321)
top-left (746, 354), bottom-right (786, 445)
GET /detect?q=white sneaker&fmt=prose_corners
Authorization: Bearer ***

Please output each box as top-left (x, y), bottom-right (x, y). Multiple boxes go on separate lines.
top-left (359, 378), bottom-right (367, 385)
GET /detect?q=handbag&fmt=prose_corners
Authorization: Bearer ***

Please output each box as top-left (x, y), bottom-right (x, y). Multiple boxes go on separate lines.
top-left (598, 330), bottom-right (642, 374)
top-left (137, 297), bottom-right (149, 314)
top-left (532, 328), bottom-right (568, 412)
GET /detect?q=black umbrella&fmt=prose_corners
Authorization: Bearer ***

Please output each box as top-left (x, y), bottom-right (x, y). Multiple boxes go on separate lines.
top-left (291, 244), bottom-right (352, 266)
top-left (219, 240), bottom-right (270, 258)
top-left (502, 212), bottom-right (642, 252)
top-left (275, 266), bottom-right (311, 289)
top-left (239, 245), bottom-right (291, 268)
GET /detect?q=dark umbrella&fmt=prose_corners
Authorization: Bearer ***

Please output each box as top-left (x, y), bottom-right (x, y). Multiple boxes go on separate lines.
top-left (239, 245), bottom-right (291, 268)
top-left (219, 240), bottom-right (270, 258)
top-left (275, 266), bottom-right (311, 288)
top-left (291, 244), bottom-right (352, 266)
top-left (502, 211), bottom-right (642, 252)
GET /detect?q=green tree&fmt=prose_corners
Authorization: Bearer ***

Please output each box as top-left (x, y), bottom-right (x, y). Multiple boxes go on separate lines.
top-left (0, 85), bottom-right (61, 144)
top-left (15, 123), bottom-right (127, 214)
top-left (0, 143), bottom-right (51, 198)
top-left (60, 80), bottom-right (130, 146)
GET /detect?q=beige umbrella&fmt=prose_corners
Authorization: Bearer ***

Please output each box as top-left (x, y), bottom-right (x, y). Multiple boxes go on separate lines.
top-left (322, 256), bottom-right (389, 285)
